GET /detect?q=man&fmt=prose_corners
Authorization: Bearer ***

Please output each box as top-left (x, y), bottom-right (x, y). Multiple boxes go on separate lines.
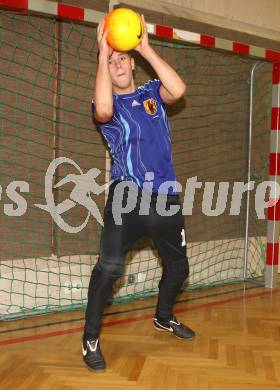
top-left (82, 14), bottom-right (195, 372)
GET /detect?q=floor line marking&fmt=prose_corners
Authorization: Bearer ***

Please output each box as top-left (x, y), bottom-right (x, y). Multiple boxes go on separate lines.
top-left (1, 288), bottom-right (279, 346)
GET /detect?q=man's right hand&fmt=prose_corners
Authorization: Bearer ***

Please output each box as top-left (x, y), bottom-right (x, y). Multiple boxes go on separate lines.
top-left (97, 20), bottom-right (113, 59)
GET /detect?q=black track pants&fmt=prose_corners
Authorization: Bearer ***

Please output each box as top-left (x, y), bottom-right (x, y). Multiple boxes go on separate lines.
top-left (84, 181), bottom-right (189, 339)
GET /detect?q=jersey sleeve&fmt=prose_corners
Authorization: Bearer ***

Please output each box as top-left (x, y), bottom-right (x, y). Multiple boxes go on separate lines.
top-left (147, 79), bottom-right (164, 104)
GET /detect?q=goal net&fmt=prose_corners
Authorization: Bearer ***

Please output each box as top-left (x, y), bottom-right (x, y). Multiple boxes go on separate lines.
top-left (0, 11), bottom-right (272, 319)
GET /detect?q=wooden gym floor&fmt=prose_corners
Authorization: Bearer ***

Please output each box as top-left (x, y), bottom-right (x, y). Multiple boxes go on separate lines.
top-left (0, 279), bottom-right (280, 390)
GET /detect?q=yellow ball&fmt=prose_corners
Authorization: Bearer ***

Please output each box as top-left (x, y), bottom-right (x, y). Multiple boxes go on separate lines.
top-left (105, 8), bottom-right (143, 52)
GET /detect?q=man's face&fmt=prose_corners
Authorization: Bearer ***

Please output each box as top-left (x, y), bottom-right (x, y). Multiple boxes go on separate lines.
top-left (108, 51), bottom-right (135, 91)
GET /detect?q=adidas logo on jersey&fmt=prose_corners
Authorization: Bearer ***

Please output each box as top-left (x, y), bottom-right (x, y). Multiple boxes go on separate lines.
top-left (132, 100), bottom-right (141, 107)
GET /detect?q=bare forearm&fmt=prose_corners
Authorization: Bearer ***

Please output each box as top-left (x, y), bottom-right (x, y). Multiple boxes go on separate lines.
top-left (94, 54), bottom-right (113, 121)
top-left (141, 46), bottom-right (186, 101)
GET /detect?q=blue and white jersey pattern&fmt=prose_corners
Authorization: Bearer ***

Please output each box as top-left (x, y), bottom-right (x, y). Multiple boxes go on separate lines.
top-left (93, 79), bottom-right (178, 194)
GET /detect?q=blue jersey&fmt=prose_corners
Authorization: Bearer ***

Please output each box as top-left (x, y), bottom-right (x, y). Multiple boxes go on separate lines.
top-left (93, 79), bottom-right (178, 195)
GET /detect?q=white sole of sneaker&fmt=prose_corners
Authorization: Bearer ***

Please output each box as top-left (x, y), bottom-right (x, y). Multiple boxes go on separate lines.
top-left (154, 324), bottom-right (195, 340)
top-left (84, 364), bottom-right (106, 373)
top-left (154, 324), bottom-right (173, 333)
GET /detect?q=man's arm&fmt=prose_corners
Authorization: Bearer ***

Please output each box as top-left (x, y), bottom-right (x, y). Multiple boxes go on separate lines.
top-left (135, 15), bottom-right (186, 105)
top-left (93, 21), bottom-right (114, 123)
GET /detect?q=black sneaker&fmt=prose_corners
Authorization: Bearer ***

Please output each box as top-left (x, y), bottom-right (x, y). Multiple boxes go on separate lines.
top-left (82, 338), bottom-right (106, 371)
top-left (153, 316), bottom-right (195, 340)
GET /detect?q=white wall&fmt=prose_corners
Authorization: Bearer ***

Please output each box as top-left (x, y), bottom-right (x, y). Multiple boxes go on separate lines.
top-left (154, 0), bottom-right (280, 33)
top-left (119, 0), bottom-right (280, 42)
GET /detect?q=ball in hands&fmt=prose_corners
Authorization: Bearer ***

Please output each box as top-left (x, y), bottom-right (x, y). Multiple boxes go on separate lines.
top-left (104, 8), bottom-right (144, 52)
